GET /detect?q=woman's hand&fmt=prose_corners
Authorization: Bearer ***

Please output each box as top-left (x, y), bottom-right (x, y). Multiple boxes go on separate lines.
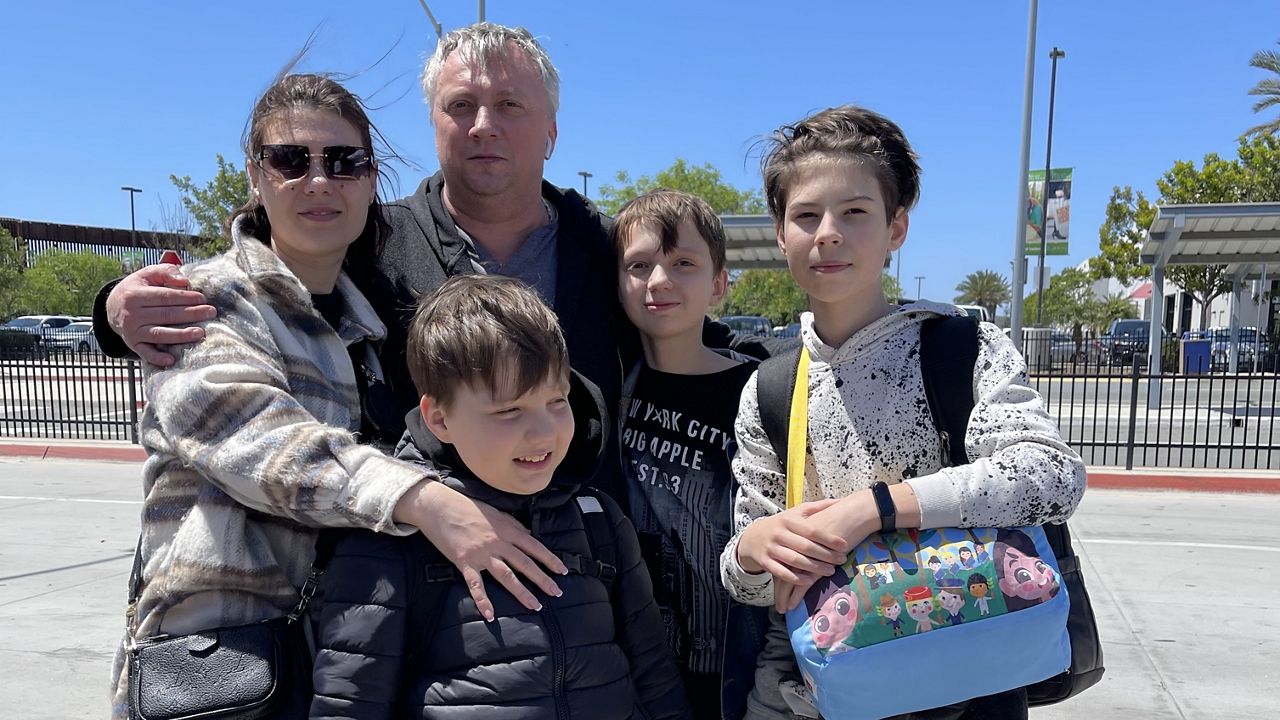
top-left (394, 481), bottom-right (568, 621)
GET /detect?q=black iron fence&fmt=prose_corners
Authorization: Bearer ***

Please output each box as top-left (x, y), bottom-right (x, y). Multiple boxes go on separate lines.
top-left (0, 349), bottom-right (141, 442)
top-left (1, 335), bottom-right (1277, 471)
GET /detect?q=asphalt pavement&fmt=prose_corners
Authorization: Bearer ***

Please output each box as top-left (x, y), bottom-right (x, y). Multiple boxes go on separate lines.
top-left (0, 457), bottom-right (1277, 719)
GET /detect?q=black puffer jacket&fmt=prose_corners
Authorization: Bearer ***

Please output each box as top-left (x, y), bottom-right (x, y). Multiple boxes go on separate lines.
top-left (309, 372), bottom-right (690, 720)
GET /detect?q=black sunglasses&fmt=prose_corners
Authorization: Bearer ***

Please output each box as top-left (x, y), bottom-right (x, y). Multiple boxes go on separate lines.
top-left (256, 144), bottom-right (373, 181)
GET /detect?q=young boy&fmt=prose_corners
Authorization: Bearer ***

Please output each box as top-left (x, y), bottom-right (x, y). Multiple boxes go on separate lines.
top-left (308, 275), bottom-right (690, 720)
top-left (720, 106), bottom-right (1088, 717)
top-left (612, 189), bottom-right (779, 720)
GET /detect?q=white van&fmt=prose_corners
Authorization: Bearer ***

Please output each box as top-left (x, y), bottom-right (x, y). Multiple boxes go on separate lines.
top-left (955, 305), bottom-right (991, 323)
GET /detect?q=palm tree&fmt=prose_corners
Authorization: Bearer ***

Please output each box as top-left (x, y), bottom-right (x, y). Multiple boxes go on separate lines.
top-left (954, 270), bottom-right (1011, 320)
top-left (1247, 40), bottom-right (1280, 137)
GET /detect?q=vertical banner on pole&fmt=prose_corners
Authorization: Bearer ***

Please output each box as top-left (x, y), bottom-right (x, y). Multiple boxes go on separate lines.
top-left (1026, 168), bottom-right (1073, 255)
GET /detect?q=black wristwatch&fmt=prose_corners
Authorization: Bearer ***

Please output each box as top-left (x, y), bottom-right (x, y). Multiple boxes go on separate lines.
top-left (869, 481), bottom-right (897, 534)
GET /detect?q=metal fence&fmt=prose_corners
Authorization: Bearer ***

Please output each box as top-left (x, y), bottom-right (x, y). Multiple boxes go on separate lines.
top-left (0, 349), bottom-right (141, 442)
top-left (1021, 330), bottom-right (1279, 471)
top-left (1, 336), bottom-right (1277, 471)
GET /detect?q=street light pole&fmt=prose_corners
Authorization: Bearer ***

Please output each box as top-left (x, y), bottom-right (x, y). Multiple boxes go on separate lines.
top-left (915, 275), bottom-right (925, 302)
top-left (121, 186), bottom-right (142, 270)
top-left (1034, 46), bottom-right (1066, 326)
top-left (577, 170), bottom-right (593, 197)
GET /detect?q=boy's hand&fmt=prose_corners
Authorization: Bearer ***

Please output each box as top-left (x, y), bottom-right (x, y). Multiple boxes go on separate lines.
top-left (106, 264), bottom-right (216, 366)
top-left (736, 499), bottom-right (848, 604)
top-left (774, 484), bottom-right (922, 612)
top-left (395, 481), bottom-right (568, 622)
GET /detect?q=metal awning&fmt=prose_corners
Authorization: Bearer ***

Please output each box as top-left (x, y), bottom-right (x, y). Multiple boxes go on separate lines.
top-left (1139, 202), bottom-right (1280, 396)
top-left (1140, 202), bottom-right (1280, 281)
top-left (722, 215), bottom-right (784, 270)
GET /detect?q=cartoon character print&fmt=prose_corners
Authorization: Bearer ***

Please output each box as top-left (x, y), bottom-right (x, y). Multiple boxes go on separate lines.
top-left (958, 546), bottom-right (977, 569)
top-left (878, 593), bottom-right (905, 637)
top-left (862, 563), bottom-right (884, 590)
top-left (994, 529), bottom-right (1060, 611)
top-left (968, 573), bottom-right (992, 616)
top-left (806, 568), bottom-right (858, 654)
top-left (903, 585), bottom-right (937, 633)
top-left (938, 585), bottom-right (966, 626)
top-left (974, 542), bottom-right (991, 565)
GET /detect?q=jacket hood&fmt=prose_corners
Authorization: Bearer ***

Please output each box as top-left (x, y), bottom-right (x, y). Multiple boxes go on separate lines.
top-left (801, 300), bottom-right (965, 368)
top-left (394, 368), bottom-right (609, 513)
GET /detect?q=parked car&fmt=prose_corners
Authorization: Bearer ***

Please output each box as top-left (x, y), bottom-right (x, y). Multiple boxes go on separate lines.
top-left (1207, 327), bottom-right (1272, 372)
top-left (956, 305), bottom-right (991, 323)
top-left (1049, 332), bottom-right (1101, 366)
top-left (773, 322), bottom-right (801, 339)
top-left (1103, 319), bottom-right (1163, 366)
top-left (719, 315), bottom-right (773, 337)
top-left (3, 315), bottom-right (79, 340)
top-left (43, 321), bottom-right (101, 353)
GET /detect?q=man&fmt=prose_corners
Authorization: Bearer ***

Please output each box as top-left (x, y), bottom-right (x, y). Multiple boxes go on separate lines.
top-left (97, 22), bottom-right (769, 633)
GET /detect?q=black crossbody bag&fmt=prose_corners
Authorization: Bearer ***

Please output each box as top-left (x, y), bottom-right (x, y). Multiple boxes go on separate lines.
top-left (125, 534), bottom-right (335, 720)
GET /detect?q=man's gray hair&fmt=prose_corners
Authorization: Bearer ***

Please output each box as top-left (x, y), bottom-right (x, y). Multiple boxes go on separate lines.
top-left (421, 22), bottom-right (560, 119)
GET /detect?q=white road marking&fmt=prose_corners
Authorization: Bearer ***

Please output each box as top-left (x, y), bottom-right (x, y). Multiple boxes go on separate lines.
top-left (1082, 537), bottom-right (1280, 553)
top-left (0, 495), bottom-right (141, 505)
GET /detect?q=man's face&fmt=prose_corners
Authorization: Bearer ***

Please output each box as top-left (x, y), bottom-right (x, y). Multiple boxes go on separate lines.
top-left (432, 44), bottom-right (557, 203)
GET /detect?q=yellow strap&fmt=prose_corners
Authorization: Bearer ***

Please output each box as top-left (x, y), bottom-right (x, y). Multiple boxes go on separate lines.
top-left (785, 347), bottom-right (810, 509)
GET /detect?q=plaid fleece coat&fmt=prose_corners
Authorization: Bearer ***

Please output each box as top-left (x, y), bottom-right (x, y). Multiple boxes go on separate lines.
top-left (111, 221), bottom-right (431, 715)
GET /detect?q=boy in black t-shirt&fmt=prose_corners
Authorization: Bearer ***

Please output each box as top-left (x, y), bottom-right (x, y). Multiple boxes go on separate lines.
top-left (613, 190), bottom-right (779, 719)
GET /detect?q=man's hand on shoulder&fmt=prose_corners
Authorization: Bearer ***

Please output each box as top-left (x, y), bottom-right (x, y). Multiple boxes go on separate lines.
top-left (107, 264), bottom-right (216, 366)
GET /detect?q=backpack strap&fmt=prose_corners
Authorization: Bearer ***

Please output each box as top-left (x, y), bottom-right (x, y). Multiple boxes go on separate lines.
top-left (574, 488), bottom-right (620, 591)
top-left (918, 316), bottom-right (980, 467)
top-left (756, 346), bottom-right (803, 469)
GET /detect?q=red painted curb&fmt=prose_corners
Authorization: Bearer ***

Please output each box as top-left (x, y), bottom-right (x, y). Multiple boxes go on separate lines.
top-left (1088, 472), bottom-right (1280, 494)
top-left (0, 443), bottom-right (146, 462)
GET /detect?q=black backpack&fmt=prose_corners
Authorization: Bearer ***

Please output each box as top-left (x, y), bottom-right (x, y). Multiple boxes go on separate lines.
top-left (754, 315), bottom-right (1104, 707)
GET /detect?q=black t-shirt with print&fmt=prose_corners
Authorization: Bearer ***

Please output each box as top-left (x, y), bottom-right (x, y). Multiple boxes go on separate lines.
top-left (622, 360), bottom-right (756, 695)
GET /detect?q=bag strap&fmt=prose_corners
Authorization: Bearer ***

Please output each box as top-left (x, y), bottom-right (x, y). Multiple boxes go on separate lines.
top-left (755, 346), bottom-right (809, 509)
top-left (756, 347), bottom-right (802, 469)
top-left (127, 530), bottom-right (338, 630)
top-left (575, 487), bottom-right (620, 590)
top-left (918, 315), bottom-right (980, 467)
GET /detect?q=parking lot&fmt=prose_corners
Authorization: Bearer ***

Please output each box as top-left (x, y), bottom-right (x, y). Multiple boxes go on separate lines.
top-left (0, 457), bottom-right (1277, 719)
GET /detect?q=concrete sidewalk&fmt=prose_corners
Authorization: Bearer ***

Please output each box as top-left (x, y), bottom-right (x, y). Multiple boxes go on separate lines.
top-left (1, 457), bottom-right (1277, 718)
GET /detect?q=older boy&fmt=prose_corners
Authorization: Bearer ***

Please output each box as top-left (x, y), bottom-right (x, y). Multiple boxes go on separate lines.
top-left (613, 189), bottom-right (781, 719)
top-left (309, 275), bottom-right (689, 719)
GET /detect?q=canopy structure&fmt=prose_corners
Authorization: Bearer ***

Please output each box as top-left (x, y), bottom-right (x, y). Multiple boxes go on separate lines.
top-left (1140, 203), bottom-right (1280, 401)
top-left (722, 215), bottom-right (783, 270)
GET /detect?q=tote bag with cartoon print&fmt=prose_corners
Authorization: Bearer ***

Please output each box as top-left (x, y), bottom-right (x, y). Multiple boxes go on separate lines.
top-left (772, 346), bottom-right (1071, 719)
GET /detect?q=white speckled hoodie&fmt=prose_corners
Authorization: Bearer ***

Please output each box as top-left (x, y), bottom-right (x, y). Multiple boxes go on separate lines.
top-left (720, 302), bottom-right (1087, 605)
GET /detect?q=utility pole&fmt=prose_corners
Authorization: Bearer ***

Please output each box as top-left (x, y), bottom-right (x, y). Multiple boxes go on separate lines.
top-left (1034, 46), bottom-right (1067, 326)
top-left (577, 170), bottom-right (593, 197)
top-left (121, 186), bottom-right (142, 270)
top-left (1009, 0), bottom-right (1039, 350)
top-left (915, 275), bottom-right (925, 302)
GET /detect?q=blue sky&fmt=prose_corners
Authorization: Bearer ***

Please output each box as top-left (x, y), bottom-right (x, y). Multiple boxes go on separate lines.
top-left (4, 0), bottom-right (1278, 303)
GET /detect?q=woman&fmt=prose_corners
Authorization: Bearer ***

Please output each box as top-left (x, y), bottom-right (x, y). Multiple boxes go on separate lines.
top-left (112, 72), bottom-right (433, 718)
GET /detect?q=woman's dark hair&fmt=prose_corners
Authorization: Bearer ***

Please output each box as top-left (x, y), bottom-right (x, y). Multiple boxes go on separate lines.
top-left (227, 72), bottom-right (394, 281)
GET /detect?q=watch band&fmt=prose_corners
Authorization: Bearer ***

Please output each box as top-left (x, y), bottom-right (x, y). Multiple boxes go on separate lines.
top-left (870, 481), bottom-right (897, 534)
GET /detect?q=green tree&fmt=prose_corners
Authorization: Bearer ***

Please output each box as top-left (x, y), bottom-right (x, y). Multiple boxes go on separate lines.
top-left (1154, 134), bottom-right (1280, 327)
top-left (17, 250), bottom-right (124, 315)
top-left (1023, 267), bottom-right (1093, 334)
top-left (1247, 39), bottom-right (1280, 138)
top-left (1090, 186), bottom-right (1156, 285)
top-left (954, 270), bottom-right (1011, 320)
top-left (716, 269), bottom-right (808, 326)
top-left (171, 154), bottom-right (250, 257)
top-left (0, 228), bottom-right (26, 318)
top-left (883, 273), bottom-right (904, 302)
top-left (596, 158), bottom-right (766, 215)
